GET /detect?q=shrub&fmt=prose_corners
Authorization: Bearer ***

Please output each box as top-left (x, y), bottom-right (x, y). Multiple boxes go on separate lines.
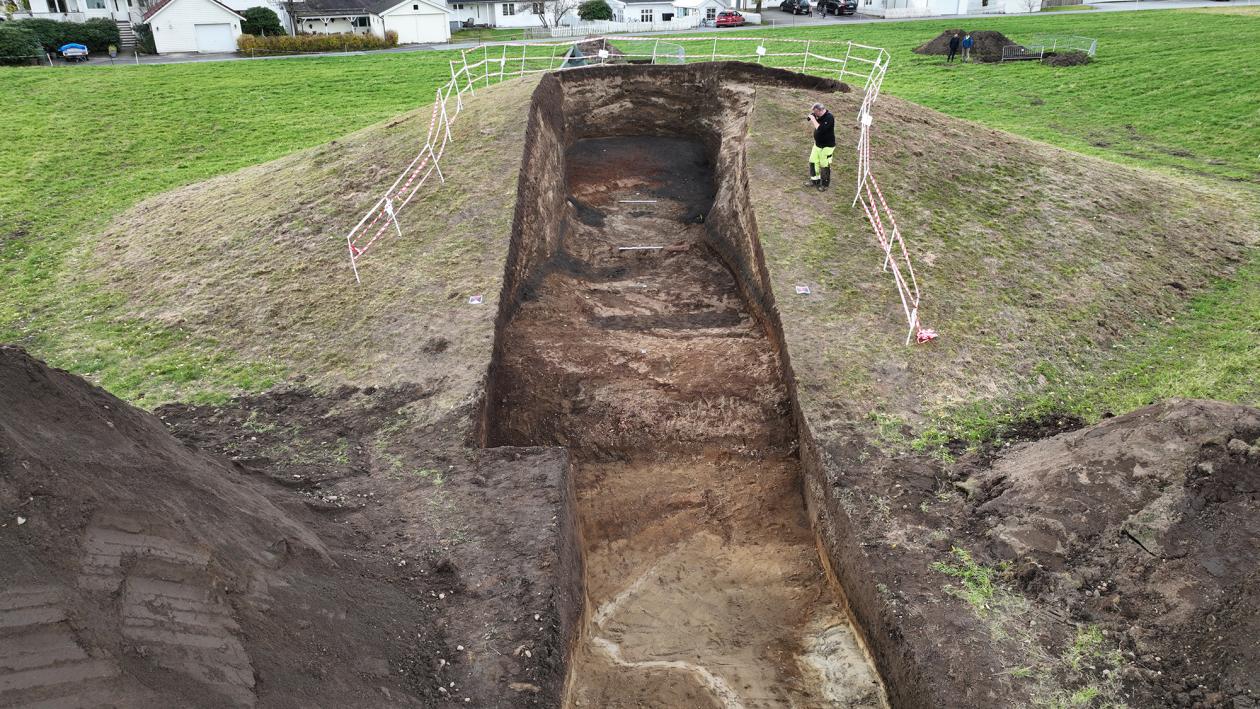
top-left (133, 22), bottom-right (156, 54)
top-left (236, 30), bottom-right (397, 55)
top-left (577, 0), bottom-right (612, 20)
top-left (0, 24), bottom-right (42, 65)
top-left (12, 17), bottom-right (119, 52)
top-left (240, 6), bottom-right (285, 36)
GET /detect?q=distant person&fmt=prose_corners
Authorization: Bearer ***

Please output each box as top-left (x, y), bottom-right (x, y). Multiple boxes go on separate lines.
top-left (947, 32), bottom-right (961, 62)
top-left (807, 102), bottom-right (835, 191)
top-left (961, 33), bottom-right (974, 62)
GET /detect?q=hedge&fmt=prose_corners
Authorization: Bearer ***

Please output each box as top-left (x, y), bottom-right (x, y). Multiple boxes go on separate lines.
top-left (11, 18), bottom-right (120, 53)
top-left (236, 31), bottom-right (398, 54)
top-left (0, 24), bottom-right (43, 66)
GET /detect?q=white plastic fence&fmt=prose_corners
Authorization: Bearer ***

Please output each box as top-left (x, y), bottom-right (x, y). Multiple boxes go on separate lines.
top-left (524, 16), bottom-right (701, 38)
top-left (343, 35), bottom-right (934, 344)
top-left (1030, 34), bottom-right (1098, 56)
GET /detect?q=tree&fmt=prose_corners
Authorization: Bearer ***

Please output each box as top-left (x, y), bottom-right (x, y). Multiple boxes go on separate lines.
top-left (577, 0), bottom-right (612, 20)
top-left (241, 6), bottom-right (286, 35)
top-left (535, 0), bottom-right (579, 27)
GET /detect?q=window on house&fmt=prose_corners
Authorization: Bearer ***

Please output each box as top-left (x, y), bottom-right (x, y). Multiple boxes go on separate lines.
top-left (352, 15), bottom-right (370, 26)
top-left (86, 0), bottom-right (106, 8)
top-left (502, 2), bottom-right (515, 14)
top-left (531, 2), bottom-right (543, 12)
top-left (706, 6), bottom-right (716, 18)
top-left (640, 7), bottom-right (652, 20)
top-left (452, 2), bottom-right (464, 8)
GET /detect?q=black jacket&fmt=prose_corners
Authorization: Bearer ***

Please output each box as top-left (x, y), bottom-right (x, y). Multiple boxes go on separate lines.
top-left (813, 111), bottom-right (836, 148)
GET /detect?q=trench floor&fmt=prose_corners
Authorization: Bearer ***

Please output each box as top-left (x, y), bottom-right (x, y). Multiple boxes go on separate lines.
top-left (492, 137), bottom-right (883, 707)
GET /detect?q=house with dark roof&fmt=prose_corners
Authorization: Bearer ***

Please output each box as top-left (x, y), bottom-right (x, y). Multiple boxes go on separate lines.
top-left (289, 0), bottom-right (450, 43)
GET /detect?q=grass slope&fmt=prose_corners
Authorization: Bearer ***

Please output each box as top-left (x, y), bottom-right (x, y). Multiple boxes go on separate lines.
top-left (749, 85), bottom-right (1258, 450)
top-left (0, 8), bottom-right (1257, 410)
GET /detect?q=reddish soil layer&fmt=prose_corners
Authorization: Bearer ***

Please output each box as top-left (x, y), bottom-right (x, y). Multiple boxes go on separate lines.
top-left (0, 346), bottom-right (580, 708)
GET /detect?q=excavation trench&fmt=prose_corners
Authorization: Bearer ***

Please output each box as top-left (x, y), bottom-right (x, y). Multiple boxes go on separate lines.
top-left (482, 64), bottom-right (885, 707)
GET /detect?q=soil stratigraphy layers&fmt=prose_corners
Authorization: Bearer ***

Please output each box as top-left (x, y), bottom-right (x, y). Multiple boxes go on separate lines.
top-left (482, 65), bottom-right (886, 707)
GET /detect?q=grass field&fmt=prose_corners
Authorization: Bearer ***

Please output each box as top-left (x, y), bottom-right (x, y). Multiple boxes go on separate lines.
top-left (1, 8), bottom-right (1257, 414)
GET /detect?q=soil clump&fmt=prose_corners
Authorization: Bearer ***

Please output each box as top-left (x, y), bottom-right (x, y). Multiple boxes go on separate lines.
top-left (1042, 50), bottom-right (1093, 66)
top-left (914, 29), bottom-right (1022, 61)
top-left (0, 345), bottom-right (580, 707)
top-left (815, 400), bottom-right (1260, 707)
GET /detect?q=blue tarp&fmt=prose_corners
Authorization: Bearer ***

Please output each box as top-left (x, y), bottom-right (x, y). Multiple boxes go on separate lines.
top-left (59, 43), bottom-right (88, 52)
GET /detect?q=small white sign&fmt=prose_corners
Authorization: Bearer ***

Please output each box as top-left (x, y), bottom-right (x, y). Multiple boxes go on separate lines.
top-left (795, 285), bottom-right (811, 295)
top-left (756, 46), bottom-right (767, 56)
top-left (598, 49), bottom-right (610, 59)
top-left (468, 295), bottom-right (483, 305)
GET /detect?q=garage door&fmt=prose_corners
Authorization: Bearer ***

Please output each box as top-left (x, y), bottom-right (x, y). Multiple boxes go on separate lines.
top-left (383, 14), bottom-right (445, 44)
top-left (194, 23), bottom-right (235, 53)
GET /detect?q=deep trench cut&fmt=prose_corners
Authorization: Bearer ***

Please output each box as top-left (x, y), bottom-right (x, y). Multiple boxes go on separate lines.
top-left (483, 65), bottom-right (885, 707)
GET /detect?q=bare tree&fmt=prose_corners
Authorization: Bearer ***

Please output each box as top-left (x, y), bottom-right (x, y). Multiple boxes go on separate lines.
top-left (1020, 0), bottom-right (1042, 12)
top-left (536, 0), bottom-right (579, 27)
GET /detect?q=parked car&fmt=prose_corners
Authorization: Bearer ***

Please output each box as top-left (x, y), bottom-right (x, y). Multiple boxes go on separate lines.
top-left (58, 43), bottom-right (89, 63)
top-left (715, 9), bottom-right (747, 26)
top-left (779, 0), bottom-right (811, 14)
top-left (818, 0), bottom-right (857, 13)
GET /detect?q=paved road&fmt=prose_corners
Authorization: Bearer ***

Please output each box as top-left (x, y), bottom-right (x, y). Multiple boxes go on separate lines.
top-left (57, 0), bottom-right (1246, 67)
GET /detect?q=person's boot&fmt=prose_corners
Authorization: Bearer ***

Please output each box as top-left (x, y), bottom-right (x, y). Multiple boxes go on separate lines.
top-left (809, 162), bottom-right (819, 189)
top-left (820, 166), bottom-right (831, 191)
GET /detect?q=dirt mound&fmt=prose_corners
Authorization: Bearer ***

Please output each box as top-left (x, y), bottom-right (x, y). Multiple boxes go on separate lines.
top-left (1043, 50), bottom-right (1093, 66)
top-left (812, 400), bottom-right (1260, 707)
top-left (0, 345), bottom-right (580, 707)
top-left (914, 29), bottom-right (1022, 61)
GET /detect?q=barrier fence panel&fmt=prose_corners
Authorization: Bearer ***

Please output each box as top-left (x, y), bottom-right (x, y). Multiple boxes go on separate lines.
top-left (342, 35), bottom-right (934, 343)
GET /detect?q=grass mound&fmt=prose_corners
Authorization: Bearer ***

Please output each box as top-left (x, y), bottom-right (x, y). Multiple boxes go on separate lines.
top-left (913, 29), bottom-right (1020, 61)
top-left (85, 74), bottom-right (1258, 442)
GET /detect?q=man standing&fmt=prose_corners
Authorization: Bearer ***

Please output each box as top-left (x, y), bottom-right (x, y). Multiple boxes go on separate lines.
top-left (807, 102), bottom-right (835, 191)
top-left (961, 33), bottom-right (974, 62)
top-left (947, 32), bottom-right (961, 63)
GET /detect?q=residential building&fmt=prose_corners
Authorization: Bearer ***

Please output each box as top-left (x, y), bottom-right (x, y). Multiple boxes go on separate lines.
top-left (290, 0), bottom-right (451, 43)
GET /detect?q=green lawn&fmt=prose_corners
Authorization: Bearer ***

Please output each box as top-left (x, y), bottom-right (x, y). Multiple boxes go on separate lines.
top-left (450, 27), bottom-right (531, 43)
top-left (1, 8), bottom-right (1257, 411)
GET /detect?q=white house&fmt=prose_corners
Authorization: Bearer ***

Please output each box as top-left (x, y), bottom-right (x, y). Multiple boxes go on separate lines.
top-left (12, 0), bottom-right (148, 48)
top-left (670, 0), bottom-right (724, 21)
top-left (143, 0), bottom-right (245, 53)
top-left (15, 0), bottom-right (147, 24)
top-left (857, 0), bottom-right (1027, 17)
top-left (291, 0), bottom-right (450, 43)
top-left (443, 0), bottom-right (577, 28)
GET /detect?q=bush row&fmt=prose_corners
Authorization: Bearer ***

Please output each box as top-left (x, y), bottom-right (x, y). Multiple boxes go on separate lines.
top-left (236, 31), bottom-right (398, 54)
top-left (0, 25), bottom-right (43, 65)
top-left (8, 18), bottom-right (120, 53)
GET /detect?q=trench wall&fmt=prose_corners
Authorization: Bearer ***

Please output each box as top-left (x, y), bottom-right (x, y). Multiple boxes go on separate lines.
top-left (480, 63), bottom-right (931, 707)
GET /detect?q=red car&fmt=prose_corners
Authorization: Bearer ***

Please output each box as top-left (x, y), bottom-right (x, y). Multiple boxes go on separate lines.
top-left (715, 10), bottom-right (746, 26)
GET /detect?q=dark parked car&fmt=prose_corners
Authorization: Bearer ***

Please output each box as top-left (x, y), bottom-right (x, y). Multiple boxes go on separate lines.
top-left (779, 0), bottom-right (811, 14)
top-left (818, 0), bottom-right (857, 13)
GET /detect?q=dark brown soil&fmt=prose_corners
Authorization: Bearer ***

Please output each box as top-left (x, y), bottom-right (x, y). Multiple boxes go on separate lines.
top-left (1043, 50), bottom-right (1094, 66)
top-left (0, 345), bottom-right (580, 708)
top-left (807, 400), bottom-right (1260, 708)
top-left (482, 67), bottom-right (883, 705)
top-left (914, 29), bottom-right (1023, 62)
